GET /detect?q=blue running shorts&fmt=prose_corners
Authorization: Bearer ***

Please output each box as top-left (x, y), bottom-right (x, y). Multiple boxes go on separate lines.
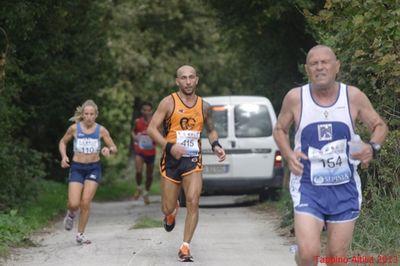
top-left (68, 161), bottom-right (102, 184)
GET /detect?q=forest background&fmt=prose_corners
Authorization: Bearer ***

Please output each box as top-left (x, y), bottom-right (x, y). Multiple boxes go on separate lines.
top-left (0, 0), bottom-right (399, 255)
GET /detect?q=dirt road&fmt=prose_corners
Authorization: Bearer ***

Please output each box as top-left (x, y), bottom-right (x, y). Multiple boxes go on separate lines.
top-left (3, 196), bottom-right (297, 266)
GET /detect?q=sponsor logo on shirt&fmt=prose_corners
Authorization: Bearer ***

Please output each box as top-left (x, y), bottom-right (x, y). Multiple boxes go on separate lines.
top-left (318, 124), bottom-right (333, 141)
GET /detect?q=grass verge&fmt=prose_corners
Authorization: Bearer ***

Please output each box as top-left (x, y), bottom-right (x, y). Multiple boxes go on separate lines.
top-left (352, 196), bottom-right (400, 255)
top-left (130, 216), bottom-right (162, 229)
top-left (0, 179), bottom-right (66, 258)
top-left (0, 175), bottom-right (162, 259)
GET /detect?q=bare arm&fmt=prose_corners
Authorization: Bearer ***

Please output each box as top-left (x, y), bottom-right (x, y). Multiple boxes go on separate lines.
top-left (203, 101), bottom-right (219, 144)
top-left (147, 96), bottom-right (188, 159)
top-left (147, 96), bottom-right (172, 149)
top-left (58, 124), bottom-right (75, 168)
top-left (351, 86), bottom-right (388, 145)
top-left (131, 119), bottom-right (139, 143)
top-left (100, 126), bottom-right (118, 157)
top-left (273, 88), bottom-right (307, 176)
top-left (349, 86), bottom-right (389, 164)
top-left (203, 101), bottom-right (225, 162)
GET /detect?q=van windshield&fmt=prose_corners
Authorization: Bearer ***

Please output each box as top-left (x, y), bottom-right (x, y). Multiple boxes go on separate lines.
top-left (234, 104), bottom-right (272, 137)
top-left (201, 106), bottom-right (228, 138)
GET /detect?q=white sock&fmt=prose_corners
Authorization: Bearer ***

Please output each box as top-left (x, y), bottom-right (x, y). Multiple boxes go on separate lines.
top-left (181, 242), bottom-right (190, 248)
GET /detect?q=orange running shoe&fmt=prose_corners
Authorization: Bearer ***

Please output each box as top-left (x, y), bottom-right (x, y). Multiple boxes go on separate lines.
top-left (178, 244), bottom-right (193, 262)
top-left (163, 201), bottom-right (179, 232)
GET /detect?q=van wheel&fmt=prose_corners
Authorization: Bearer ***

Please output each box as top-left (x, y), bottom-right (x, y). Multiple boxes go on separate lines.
top-left (178, 190), bottom-right (186, 207)
top-left (259, 188), bottom-right (280, 202)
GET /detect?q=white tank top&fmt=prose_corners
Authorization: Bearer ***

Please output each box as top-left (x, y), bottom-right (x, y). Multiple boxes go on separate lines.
top-left (293, 83), bottom-right (357, 186)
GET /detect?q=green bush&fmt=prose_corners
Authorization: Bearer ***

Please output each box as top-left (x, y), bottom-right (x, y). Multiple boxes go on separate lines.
top-left (0, 180), bottom-right (66, 258)
top-left (363, 130), bottom-right (400, 202)
top-left (352, 130), bottom-right (400, 254)
top-left (353, 194), bottom-right (400, 254)
top-left (0, 210), bottom-right (32, 256)
top-left (0, 143), bottom-right (46, 211)
top-left (276, 189), bottom-right (294, 229)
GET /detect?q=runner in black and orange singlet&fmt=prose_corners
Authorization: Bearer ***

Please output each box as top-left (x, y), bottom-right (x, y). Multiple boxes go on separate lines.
top-left (148, 65), bottom-right (225, 262)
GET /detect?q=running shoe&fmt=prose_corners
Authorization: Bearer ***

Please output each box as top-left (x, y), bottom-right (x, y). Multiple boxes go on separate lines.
top-left (63, 212), bottom-right (74, 231)
top-left (76, 233), bottom-right (91, 245)
top-left (178, 244), bottom-right (194, 262)
top-left (132, 188), bottom-right (142, 200)
top-left (163, 201), bottom-right (179, 232)
top-left (143, 190), bottom-right (150, 205)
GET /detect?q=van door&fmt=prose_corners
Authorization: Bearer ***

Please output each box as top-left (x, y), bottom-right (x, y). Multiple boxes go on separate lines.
top-left (201, 104), bottom-right (232, 178)
top-left (230, 101), bottom-right (276, 179)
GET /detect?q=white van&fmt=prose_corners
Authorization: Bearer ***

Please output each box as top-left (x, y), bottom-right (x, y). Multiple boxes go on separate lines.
top-left (193, 95), bottom-right (284, 202)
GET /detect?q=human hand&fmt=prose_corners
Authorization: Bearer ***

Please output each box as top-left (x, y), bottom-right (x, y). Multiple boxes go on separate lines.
top-left (61, 156), bottom-right (70, 168)
top-left (350, 143), bottom-right (373, 168)
top-left (214, 146), bottom-right (226, 162)
top-left (170, 143), bottom-right (186, 160)
top-left (287, 150), bottom-right (308, 176)
top-left (101, 147), bottom-right (112, 157)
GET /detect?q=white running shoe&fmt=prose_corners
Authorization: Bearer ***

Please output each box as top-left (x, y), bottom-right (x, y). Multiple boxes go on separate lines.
top-left (63, 213), bottom-right (74, 231)
top-left (143, 190), bottom-right (150, 205)
top-left (76, 233), bottom-right (91, 245)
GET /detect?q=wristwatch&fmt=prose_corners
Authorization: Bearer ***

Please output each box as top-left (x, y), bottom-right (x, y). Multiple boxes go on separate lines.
top-left (369, 142), bottom-right (381, 159)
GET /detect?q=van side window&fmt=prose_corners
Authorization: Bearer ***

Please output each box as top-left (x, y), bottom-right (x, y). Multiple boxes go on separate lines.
top-left (201, 106), bottom-right (228, 138)
top-left (234, 104), bottom-right (272, 137)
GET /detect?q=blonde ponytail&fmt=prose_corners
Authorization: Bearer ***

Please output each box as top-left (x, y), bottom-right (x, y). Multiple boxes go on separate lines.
top-left (69, 99), bottom-right (98, 122)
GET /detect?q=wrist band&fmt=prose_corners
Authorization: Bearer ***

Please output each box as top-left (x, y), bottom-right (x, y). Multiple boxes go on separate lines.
top-left (211, 140), bottom-right (222, 152)
top-left (166, 142), bottom-right (173, 155)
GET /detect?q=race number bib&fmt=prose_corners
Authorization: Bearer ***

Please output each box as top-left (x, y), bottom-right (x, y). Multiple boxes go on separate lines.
top-left (76, 138), bottom-right (100, 154)
top-left (138, 134), bottom-right (154, 150)
top-left (308, 139), bottom-right (351, 186)
top-left (176, 130), bottom-right (200, 157)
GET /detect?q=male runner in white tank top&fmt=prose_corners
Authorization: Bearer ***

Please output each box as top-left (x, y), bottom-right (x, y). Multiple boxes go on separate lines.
top-left (273, 45), bottom-right (388, 266)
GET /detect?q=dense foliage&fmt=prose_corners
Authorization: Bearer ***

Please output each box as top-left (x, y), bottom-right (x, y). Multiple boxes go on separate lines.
top-left (205, 0), bottom-right (324, 109)
top-left (0, 1), bottom-right (114, 195)
top-left (99, 0), bottom-right (238, 177)
top-left (306, 0), bottom-right (400, 128)
top-left (0, 0), bottom-right (398, 254)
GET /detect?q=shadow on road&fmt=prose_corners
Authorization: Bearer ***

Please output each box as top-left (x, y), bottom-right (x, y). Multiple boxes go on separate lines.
top-left (199, 195), bottom-right (259, 209)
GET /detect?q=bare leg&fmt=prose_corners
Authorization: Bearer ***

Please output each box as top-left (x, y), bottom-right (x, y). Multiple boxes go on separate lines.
top-left (161, 177), bottom-right (180, 215)
top-left (181, 172), bottom-right (202, 243)
top-left (325, 221), bottom-right (355, 266)
top-left (294, 213), bottom-right (324, 266)
top-left (145, 162), bottom-right (154, 191)
top-left (78, 180), bottom-right (98, 233)
top-left (135, 155), bottom-right (144, 186)
top-left (142, 162), bottom-right (154, 205)
top-left (67, 182), bottom-right (83, 214)
top-left (133, 155), bottom-right (145, 199)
